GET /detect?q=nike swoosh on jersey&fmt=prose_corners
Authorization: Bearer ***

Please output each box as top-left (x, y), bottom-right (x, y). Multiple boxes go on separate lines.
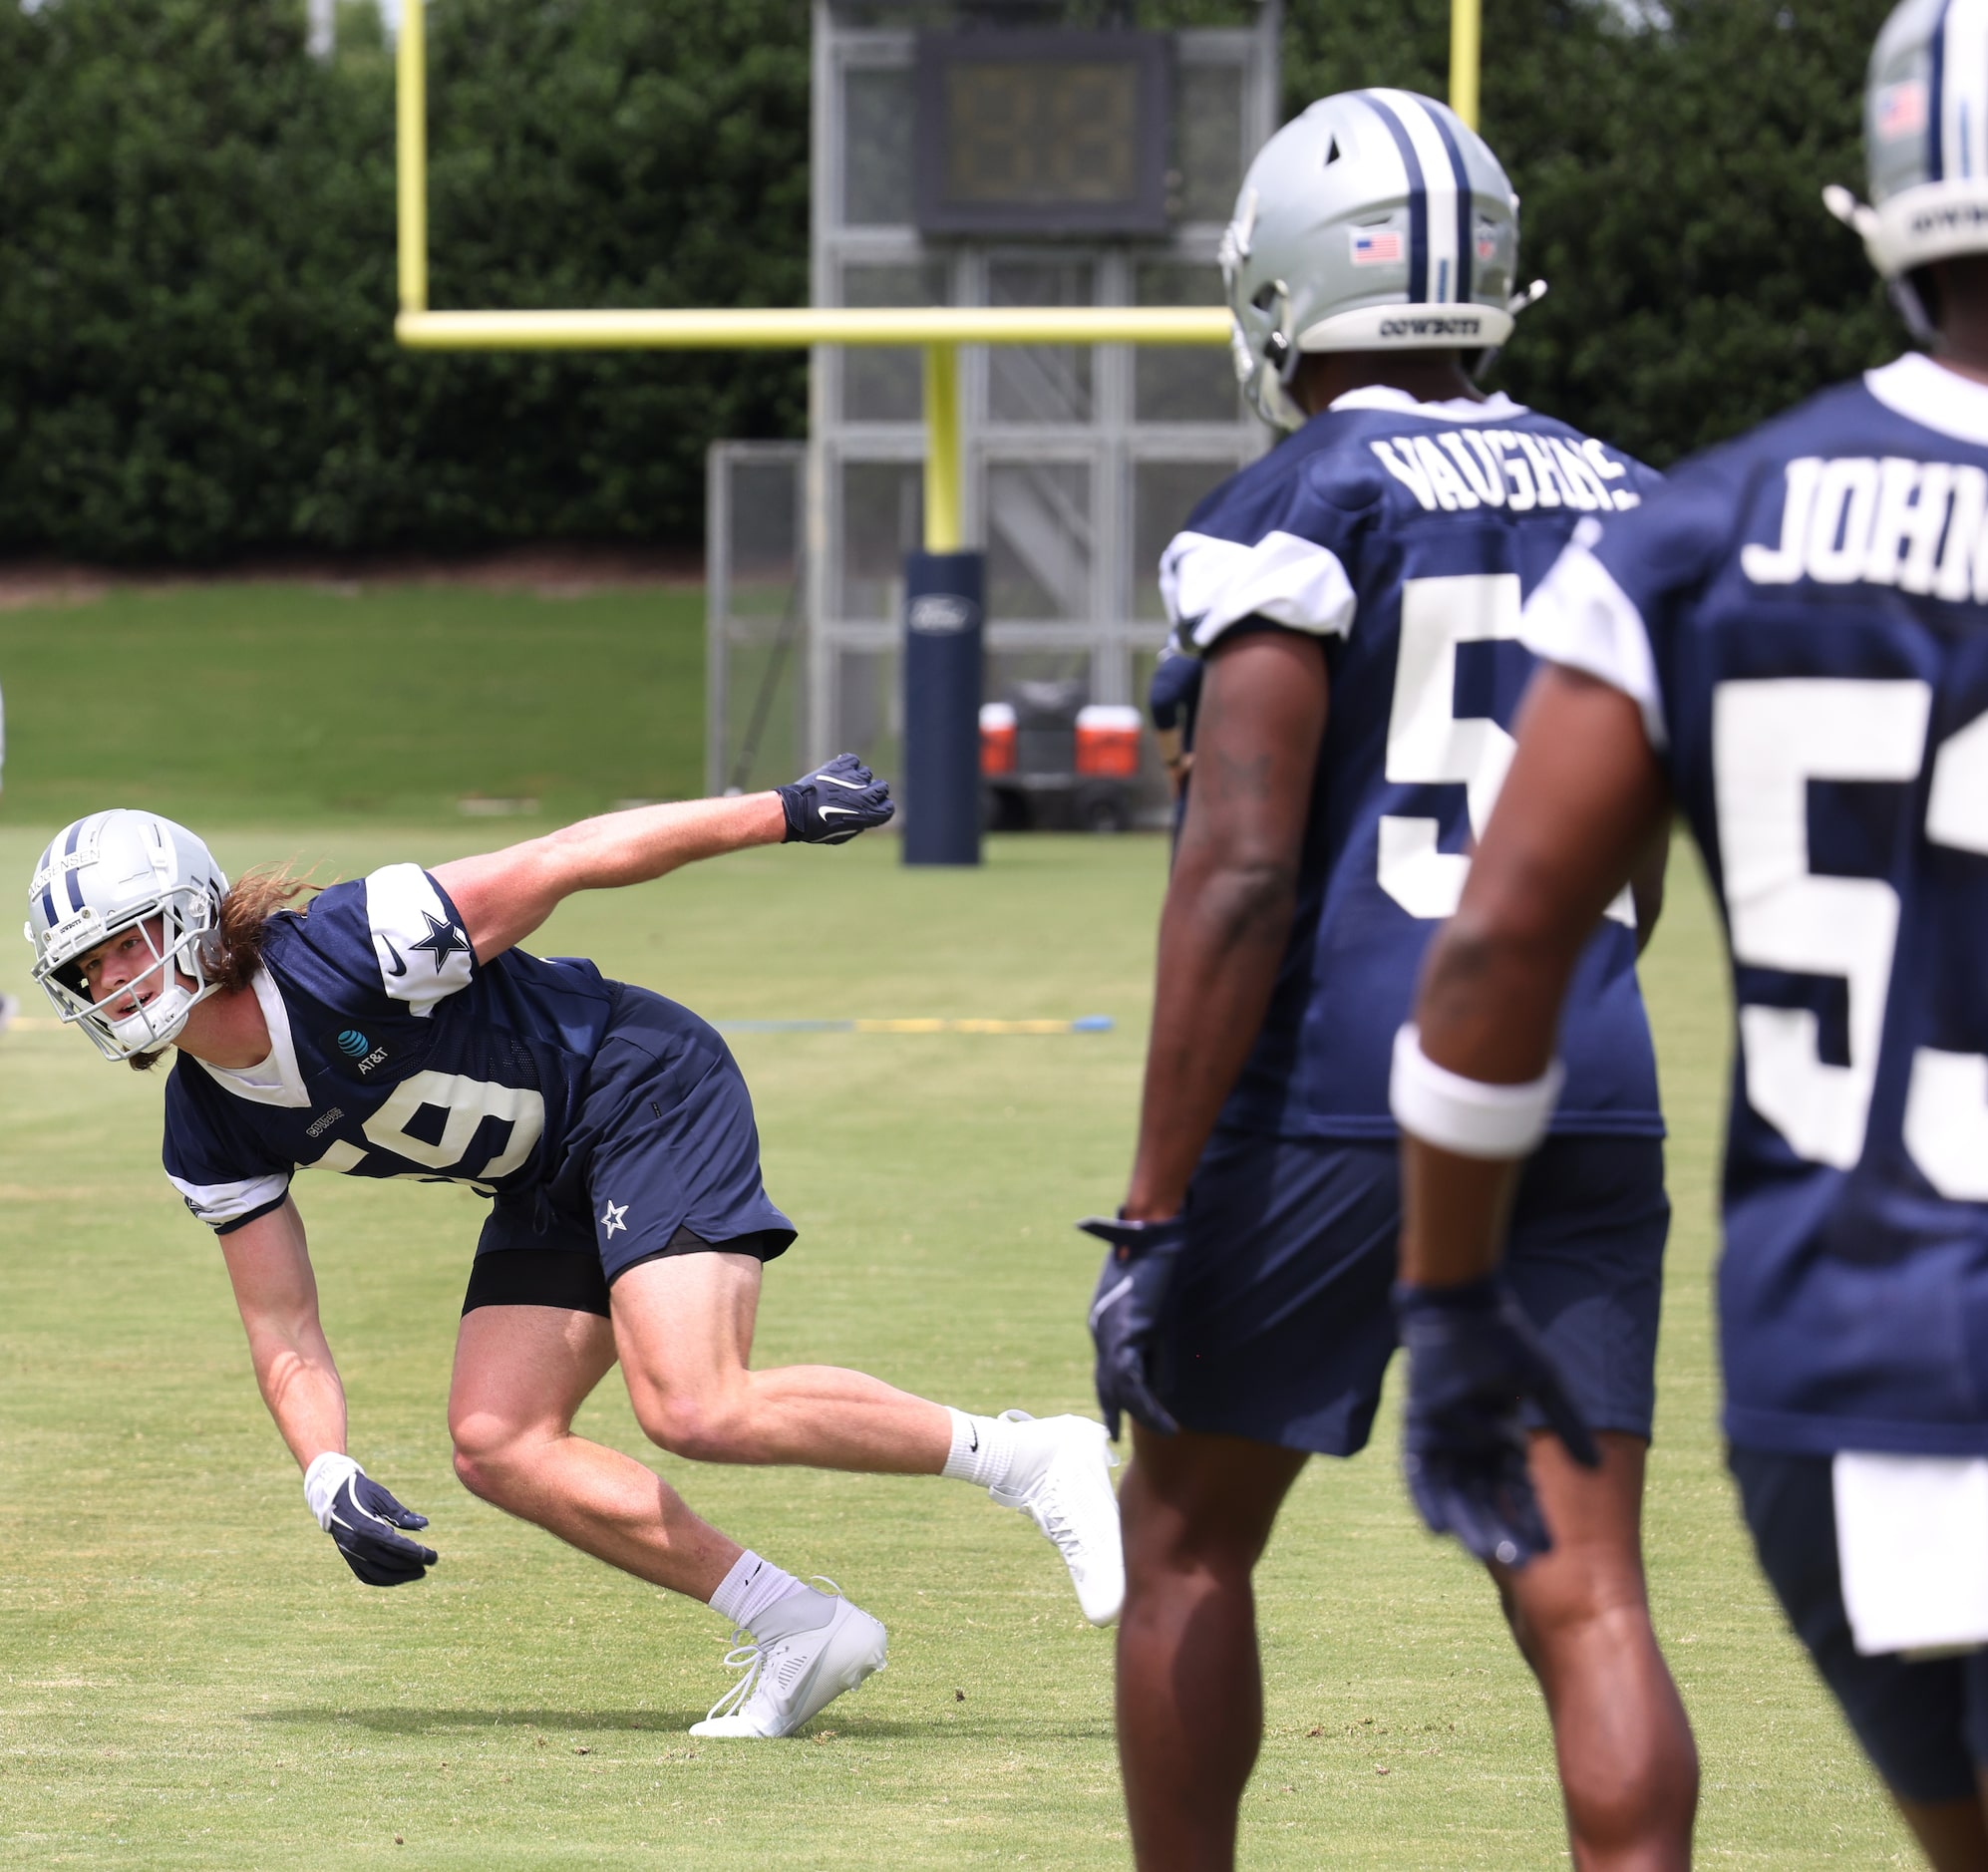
top-left (380, 936), bottom-right (408, 978)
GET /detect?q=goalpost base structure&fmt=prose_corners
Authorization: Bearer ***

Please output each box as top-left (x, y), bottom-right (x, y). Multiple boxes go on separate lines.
top-left (902, 549), bottom-right (986, 868)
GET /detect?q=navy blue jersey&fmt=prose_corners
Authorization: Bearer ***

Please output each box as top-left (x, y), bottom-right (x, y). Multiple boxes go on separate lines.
top-left (163, 866), bottom-right (617, 1232)
top-left (1523, 352), bottom-right (1988, 1457)
top-left (1161, 386), bottom-right (1666, 1141)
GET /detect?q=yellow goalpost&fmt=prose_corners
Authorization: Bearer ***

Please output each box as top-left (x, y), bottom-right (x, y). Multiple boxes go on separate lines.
top-left (392, 0), bottom-right (1484, 555)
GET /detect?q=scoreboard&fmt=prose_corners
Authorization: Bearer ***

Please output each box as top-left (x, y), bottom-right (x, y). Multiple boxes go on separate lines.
top-left (914, 32), bottom-right (1172, 236)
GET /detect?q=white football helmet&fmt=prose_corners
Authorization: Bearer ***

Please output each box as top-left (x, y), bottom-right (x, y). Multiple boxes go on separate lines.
top-left (26, 810), bottom-right (228, 1060)
top-left (1221, 89), bottom-right (1543, 430)
top-left (1826, 0), bottom-right (1988, 334)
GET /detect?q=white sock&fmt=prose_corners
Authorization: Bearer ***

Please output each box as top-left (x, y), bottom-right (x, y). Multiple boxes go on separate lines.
top-left (708, 1550), bottom-right (813, 1632)
top-left (941, 1407), bottom-right (1025, 1490)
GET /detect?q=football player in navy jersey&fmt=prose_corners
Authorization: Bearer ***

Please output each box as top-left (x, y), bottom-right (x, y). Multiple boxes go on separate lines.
top-left (1398, 4), bottom-right (1988, 1863)
top-left (28, 762), bottom-right (1124, 1742)
top-left (1084, 93), bottom-right (1697, 1870)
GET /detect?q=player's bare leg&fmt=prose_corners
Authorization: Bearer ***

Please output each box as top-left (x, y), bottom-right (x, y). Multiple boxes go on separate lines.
top-left (448, 1303), bottom-right (742, 1599)
top-left (610, 1249), bottom-right (1125, 1624)
top-left (448, 1300), bottom-right (888, 1739)
top-left (1115, 1423), bottom-right (1308, 1872)
top-left (1492, 1431), bottom-right (1697, 1872)
top-left (1887, 1775), bottom-right (1988, 1872)
top-left (610, 1251), bottom-right (952, 1470)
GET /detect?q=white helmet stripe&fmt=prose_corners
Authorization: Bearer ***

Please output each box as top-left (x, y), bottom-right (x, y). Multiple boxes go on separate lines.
top-left (1938, 0), bottom-right (1988, 182)
top-left (1369, 88), bottom-right (1465, 305)
top-left (1356, 92), bottom-right (1429, 301)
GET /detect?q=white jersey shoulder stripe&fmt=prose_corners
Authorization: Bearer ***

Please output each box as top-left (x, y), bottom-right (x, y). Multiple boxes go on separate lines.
top-left (1518, 532), bottom-right (1669, 750)
top-left (167, 1168), bottom-right (292, 1231)
top-left (1160, 528), bottom-right (1358, 650)
top-left (365, 863), bottom-right (475, 1018)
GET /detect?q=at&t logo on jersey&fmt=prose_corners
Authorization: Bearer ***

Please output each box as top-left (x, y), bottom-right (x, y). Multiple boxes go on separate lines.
top-left (1742, 456), bottom-right (1988, 598)
top-left (329, 1027), bottom-right (393, 1078)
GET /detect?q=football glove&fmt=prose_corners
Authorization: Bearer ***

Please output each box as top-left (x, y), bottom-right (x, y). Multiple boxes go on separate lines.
top-left (1392, 1277), bottom-right (1598, 1570)
top-left (303, 1452), bottom-right (437, 1587)
top-left (1077, 1214), bottom-right (1191, 1440)
top-left (778, 754), bottom-right (894, 845)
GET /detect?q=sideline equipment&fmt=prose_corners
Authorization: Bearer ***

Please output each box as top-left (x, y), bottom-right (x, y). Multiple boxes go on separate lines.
top-left (26, 810), bottom-right (229, 1061)
top-left (1220, 89), bottom-right (1539, 430)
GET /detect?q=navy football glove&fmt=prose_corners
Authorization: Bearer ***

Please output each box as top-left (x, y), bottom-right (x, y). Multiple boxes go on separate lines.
top-left (778, 754), bottom-right (894, 845)
top-left (304, 1453), bottom-right (437, 1588)
top-left (1393, 1277), bottom-right (1598, 1570)
top-left (1077, 1214), bottom-right (1191, 1440)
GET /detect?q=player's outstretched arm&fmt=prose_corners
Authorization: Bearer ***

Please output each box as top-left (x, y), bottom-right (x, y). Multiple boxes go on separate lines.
top-left (218, 1198), bottom-right (437, 1586)
top-left (1393, 665), bottom-right (1669, 1566)
top-left (434, 756), bottom-right (893, 963)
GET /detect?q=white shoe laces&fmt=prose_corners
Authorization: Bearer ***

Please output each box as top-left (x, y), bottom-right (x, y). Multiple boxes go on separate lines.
top-left (701, 1578), bottom-right (844, 1726)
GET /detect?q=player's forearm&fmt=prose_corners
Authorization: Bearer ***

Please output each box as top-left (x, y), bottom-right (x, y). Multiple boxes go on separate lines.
top-left (242, 1320), bottom-right (349, 1471)
top-left (1124, 852), bottom-right (1297, 1220)
top-left (1397, 916), bottom-right (1575, 1287)
top-left (545, 792), bottom-right (788, 891)
top-left (436, 793), bottom-right (787, 960)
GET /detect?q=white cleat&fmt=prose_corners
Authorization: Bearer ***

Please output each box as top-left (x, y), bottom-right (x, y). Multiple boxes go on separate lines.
top-left (689, 1585), bottom-right (888, 1739)
top-left (990, 1410), bottom-right (1125, 1627)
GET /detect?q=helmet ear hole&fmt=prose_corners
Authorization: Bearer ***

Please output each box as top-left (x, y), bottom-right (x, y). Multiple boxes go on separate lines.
top-left (1324, 136), bottom-right (1342, 166)
top-left (1250, 280), bottom-right (1282, 315)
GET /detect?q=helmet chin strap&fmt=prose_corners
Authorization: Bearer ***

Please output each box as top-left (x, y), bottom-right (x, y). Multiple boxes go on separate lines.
top-left (1890, 275), bottom-right (1941, 349)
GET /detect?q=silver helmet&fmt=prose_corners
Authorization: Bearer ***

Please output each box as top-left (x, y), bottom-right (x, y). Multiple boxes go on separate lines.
top-left (26, 809), bottom-right (228, 1060)
top-left (1827, 0), bottom-right (1988, 318)
top-left (1220, 89), bottom-right (1541, 430)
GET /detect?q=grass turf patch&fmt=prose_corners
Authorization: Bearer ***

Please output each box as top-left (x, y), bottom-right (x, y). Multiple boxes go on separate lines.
top-left (0, 826), bottom-right (1917, 1868)
top-left (0, 584), bottom-right (705, 828)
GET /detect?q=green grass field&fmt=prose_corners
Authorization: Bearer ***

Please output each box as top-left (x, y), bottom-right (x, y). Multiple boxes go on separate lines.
top-left (0, 587), bottom-right (1922, 1867)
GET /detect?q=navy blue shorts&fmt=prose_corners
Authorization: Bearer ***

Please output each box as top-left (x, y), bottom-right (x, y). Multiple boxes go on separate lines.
top-left (1731, 1444), bottom-right (1988, 1805)
top-left (1157, 1131), bottom-right (1668, 1455)
top-left (468, 984), bottom-right (795, 1310)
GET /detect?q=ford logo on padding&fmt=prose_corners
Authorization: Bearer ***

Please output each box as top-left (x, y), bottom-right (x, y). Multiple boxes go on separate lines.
top-left (336, 1029), bottom-right (370, 1059)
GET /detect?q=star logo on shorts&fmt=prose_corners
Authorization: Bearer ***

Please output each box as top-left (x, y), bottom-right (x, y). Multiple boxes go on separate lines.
top-left (601, 1200), bottom-right (628, 1239)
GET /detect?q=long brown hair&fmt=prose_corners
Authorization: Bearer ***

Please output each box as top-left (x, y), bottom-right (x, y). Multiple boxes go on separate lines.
top-left (128, 862), bottom-right (323, 1071)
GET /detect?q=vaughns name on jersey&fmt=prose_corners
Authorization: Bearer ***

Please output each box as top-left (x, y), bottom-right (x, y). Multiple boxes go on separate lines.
top-left (1743, 456), bottom-right (1988, 598)
top-left (1370, 431), bottom-right (1643, 515)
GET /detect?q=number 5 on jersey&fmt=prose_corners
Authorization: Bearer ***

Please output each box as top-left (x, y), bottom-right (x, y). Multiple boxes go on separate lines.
top-left (1716, 680), bottom-right (1988, 1197)
top-left (1379, 572), bottom-right (1633, 926)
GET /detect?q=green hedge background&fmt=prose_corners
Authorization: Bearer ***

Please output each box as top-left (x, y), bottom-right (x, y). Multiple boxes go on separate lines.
top-left (0, 0), bottom-right (1898, 563)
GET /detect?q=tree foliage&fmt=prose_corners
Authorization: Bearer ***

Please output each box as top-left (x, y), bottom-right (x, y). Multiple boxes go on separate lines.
top-left (0, 0), bottom-right (808, 560)
top-left (0, 0), bottom-right (1911, 559)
